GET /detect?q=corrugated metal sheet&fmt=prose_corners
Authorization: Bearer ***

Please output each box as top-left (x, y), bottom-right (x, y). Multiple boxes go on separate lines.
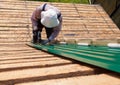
top-left (90, 0), bottom-right (120, 29)
top-left (28, 43), bottom-right (120, 73)
top-left (90, 0), bottom-right (116, 15)
top-left (111, 4), bottom-right (120, 29)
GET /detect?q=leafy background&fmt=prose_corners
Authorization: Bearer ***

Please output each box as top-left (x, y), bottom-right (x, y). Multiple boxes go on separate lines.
top-left (26, 0), bottom-right (89, 4)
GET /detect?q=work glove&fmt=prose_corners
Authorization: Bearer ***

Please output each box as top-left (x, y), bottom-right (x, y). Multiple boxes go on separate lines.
top-left (41, 40), bottom-right (59, 45)
top-left (41, 39), bottom-right (50, 45)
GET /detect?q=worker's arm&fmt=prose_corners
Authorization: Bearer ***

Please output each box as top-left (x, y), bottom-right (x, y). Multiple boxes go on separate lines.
top-left (48, 16), bottom-right (62, 41)
top-left (31, 6), bottom-right (42, 29)
top-left (41, 16), bottom-right (62, 45)
top-left (41, 23), bottom-right (62, 45)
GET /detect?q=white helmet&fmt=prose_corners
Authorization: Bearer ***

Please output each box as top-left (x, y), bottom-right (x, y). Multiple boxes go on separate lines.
top-left (41, 9), bottom-right (59, 28)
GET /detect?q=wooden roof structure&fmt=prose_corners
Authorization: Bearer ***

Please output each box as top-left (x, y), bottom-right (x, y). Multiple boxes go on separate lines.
top-left (0, 0), bottom-right (120, 85)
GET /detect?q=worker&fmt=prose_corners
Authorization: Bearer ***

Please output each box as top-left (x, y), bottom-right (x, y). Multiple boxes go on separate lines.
top-left (31, 3), bottom-right (62, 45)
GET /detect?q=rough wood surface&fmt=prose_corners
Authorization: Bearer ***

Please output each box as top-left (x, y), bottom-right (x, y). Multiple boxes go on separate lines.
top-left (0, 0), bottom-right (120, 85)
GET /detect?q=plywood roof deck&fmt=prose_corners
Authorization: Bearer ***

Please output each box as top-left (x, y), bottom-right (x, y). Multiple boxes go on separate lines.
top-left (0, 0), bottom-right (120, 85)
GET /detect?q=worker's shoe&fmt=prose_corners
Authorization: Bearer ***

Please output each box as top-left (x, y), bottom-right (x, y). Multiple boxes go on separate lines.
top-left (33, 36), bottom-right (38, 44)
top-left (38, 39), bottom-right (42, 43)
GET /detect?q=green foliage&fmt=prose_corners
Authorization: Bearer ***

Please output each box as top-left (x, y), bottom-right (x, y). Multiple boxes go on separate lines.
top-left (27, 0), bottom-right (89, 4)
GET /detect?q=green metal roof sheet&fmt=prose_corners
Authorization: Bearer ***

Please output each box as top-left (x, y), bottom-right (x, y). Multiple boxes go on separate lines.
top-left (27, 43), bottom-right (120, 73)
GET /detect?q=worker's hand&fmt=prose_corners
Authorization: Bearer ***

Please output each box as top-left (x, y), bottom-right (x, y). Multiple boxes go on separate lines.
top-left (41, 40), bottom-right (49, 45)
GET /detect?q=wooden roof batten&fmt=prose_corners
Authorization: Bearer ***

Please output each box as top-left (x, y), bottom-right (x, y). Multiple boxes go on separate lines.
top-left (0, 1), bottom-right (120, 85)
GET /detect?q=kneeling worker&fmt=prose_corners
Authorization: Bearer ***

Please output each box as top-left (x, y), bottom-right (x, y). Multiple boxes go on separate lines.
top-left (31, 3), bottom-right (62, 45)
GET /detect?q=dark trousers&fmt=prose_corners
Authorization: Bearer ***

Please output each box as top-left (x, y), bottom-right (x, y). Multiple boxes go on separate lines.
top-left (33, 19), bottom-right (53, 43)
top-left (37, 20), bottom-right (53, 38)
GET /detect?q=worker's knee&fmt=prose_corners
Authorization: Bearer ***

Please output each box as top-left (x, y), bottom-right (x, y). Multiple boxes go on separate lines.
top-left (33, 30), bottom-right (38, 36)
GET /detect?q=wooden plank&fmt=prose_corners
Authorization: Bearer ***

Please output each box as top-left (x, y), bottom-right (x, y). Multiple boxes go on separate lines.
top-left (15, 74), bottom-right (120, 85)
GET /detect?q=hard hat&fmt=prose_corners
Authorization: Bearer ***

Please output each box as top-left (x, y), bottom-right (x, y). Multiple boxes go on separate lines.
top-left (41, 9), bottom-right (59, 28)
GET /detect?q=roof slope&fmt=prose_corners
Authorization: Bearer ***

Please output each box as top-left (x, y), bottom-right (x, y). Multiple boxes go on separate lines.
top-left (0, 0), bottom-right (120, 44)
top-left (0, 0), bottom-right (120, 85)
